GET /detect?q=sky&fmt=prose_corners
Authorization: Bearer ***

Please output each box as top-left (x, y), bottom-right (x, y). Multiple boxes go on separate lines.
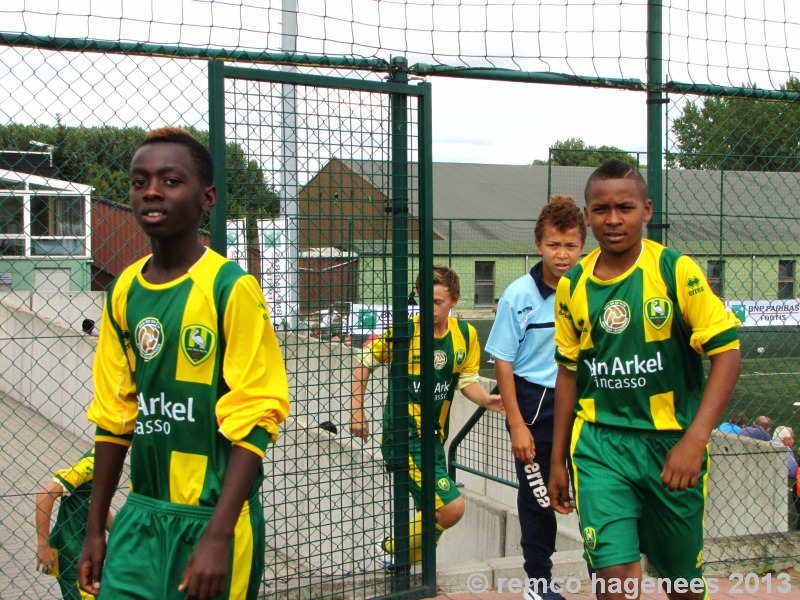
top-left (430, 78), bottom-right (647, 164)
top-left (1, 0), bottom-right (798, 167)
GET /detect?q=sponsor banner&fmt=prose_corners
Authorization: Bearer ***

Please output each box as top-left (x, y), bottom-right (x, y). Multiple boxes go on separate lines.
top-left (726, 300), bottom-right (800, 327)
top-left (346, 304), bottom-right (420, 336)
top-left (225, 219), bottom-right (247, 270)
top-left (258, 218), bottom-right (292, 329)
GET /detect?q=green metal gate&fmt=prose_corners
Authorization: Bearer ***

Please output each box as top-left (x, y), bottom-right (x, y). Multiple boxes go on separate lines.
top-left (207, 60), bottom-right (438, 599)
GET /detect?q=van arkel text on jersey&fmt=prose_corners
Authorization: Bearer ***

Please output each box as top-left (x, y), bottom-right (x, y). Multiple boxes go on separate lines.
top-left (135, 392), bottom-right (196, 435)
top-left (412, 379), bottom-right (452, 402)
top-left (584, 351), bottom-right (664, 390)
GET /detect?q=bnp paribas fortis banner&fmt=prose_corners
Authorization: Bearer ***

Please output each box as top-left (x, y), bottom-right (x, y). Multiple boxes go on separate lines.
top-left (725, 300), bottom-right (800, 327)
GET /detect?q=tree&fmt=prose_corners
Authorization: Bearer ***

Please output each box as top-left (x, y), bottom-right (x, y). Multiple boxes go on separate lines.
top-left (543, 138), bottom-right (639, 168)
top-left (0, 122), bottom-right (280, 216)
top-left (670, 77), bottom-right (800, 171)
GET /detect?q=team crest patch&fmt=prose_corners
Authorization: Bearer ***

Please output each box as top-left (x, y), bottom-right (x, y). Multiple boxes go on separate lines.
top-left (583, 526), bottom-right (598, 550)
top-left (455, 349), bottom-right (466, 366)
top-left (181, 325), bottom-right (216, 366)
top-left (644, 297), bottom-right (672, 329)
top-left (433, 350), bottom-right (447, 370)
top-left (437, 477), bottom-right (451, 491)
top-left (135, 318), bottom-right (163, 361)
top-left (600, 300), bottom-right (630, 334)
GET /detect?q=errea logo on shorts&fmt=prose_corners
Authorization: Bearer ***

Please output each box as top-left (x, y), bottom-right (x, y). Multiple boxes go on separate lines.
top-left (136, 318), bottom-right (163, 361)
top-left (600, 300), bottom-right (630, 334)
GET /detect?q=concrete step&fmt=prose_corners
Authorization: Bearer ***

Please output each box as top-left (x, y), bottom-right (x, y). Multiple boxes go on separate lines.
top-left (437, 550), bottom-right (589, 594)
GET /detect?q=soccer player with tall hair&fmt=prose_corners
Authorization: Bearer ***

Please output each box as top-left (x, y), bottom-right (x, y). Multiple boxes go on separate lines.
top-left (78, 128), bottom-right (289, 600)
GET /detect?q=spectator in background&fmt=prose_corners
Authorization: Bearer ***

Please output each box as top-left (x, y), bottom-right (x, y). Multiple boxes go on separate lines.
top-left (320, 308), bottom-right (339, 340)
top-left (740, 415), bottom-right (772, 441)
top-left (80, 318), bottom-right (99, 337)
top-left (717, 412), bottom-right (747, 434)
top-left (772, 426), bottom-right (797, 478)
top-left (771, 426), bottom-right (799, 530)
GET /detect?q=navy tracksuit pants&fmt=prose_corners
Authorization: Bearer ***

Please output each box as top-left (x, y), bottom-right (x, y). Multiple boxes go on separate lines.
top-left (507, 377), bottom-right (557, 582)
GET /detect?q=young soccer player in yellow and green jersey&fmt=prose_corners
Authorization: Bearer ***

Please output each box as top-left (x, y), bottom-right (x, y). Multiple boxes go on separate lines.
top-left (350, 265), bottom-right (503, 569)
top-left (78, 128), bottom-right (289, 600)
top-left (549, 159), bottom-right (740, 600)
top-left (36, 447), bottom-right (108, 600)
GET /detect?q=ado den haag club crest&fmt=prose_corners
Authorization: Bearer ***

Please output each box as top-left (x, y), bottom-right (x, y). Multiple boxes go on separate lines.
top-left (181, 325), bottom-right (216, 365)
top-left (644, 297), bottom-right (672, 329)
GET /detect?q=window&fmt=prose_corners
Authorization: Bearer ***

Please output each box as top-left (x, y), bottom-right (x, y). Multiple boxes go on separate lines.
top-left (474, 261), bottom-right (495, 307)
top-left (0, 192), bottom-right (88, 257)
top-left (0, 195), bottom-right (24, 256)
top-left (778, 260), bottom-right (795, 300)
top-left (707, 260), bottom-right (724, 298)
top-left (30, 194), bottom-right (86, 257)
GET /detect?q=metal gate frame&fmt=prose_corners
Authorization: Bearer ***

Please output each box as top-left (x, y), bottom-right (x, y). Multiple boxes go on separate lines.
top-left (207, 59), bottom-right (438, 599)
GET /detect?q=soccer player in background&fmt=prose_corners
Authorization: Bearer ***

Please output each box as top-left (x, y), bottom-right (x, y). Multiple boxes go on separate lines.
top-left (349, 265), bottom-right (503, 570)
top-left (77, 128), bottom-right (290, 600)
top-left (485, 195), bottom-right (585, 600)
top-left (548, 159), bottom-right (741, 600)
top-left (35, 447), bottom-right (111, 600)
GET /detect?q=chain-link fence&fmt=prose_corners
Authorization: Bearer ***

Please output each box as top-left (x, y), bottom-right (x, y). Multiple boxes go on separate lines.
top-left (448, 153), bottom-right (800, 571)
top-left (2, 1), bottom-right (800, 598)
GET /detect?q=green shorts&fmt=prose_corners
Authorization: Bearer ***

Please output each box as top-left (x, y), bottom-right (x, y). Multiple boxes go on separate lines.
top-left (51, 568), bottom-right (93, 600)
top-left (406, 438), bottom-right (461, 510)
top-left (49, 547), bottom-right (94, 599)
top-left (101, 493), bottom-right (264, 600)
top-left (571, 418), bottom-right (708, 582)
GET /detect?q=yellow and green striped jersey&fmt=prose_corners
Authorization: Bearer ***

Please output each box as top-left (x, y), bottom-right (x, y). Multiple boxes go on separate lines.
top-left (49, 448), bottom-right (94, 555)
top-left (88, 249), bottom-right (289, 506)
top-left (554, 239), bottom-right (739, 431)
top-left (358, 315), bottom-right (480, 464)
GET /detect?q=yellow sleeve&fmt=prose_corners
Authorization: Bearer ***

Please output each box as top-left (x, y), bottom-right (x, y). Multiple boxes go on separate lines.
top-left (87, 265), bottom-right (143, 442)
top-left (675, 256), bottom-right (740, 356)
top-left (355, 328), bottom-right (393, 369)
top-left (53, 450), bottom-right (95, 495)
top-left (554, 275), bottom-right (580, 369)
top-left (216, 274), bottom-right (290, 451)
top-left (456, 323), bottom-right (481, 390)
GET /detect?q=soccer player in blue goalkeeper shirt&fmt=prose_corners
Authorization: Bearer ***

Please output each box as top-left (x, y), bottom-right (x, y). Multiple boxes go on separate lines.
top-left (485, 195), bottom-right (585, 600)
